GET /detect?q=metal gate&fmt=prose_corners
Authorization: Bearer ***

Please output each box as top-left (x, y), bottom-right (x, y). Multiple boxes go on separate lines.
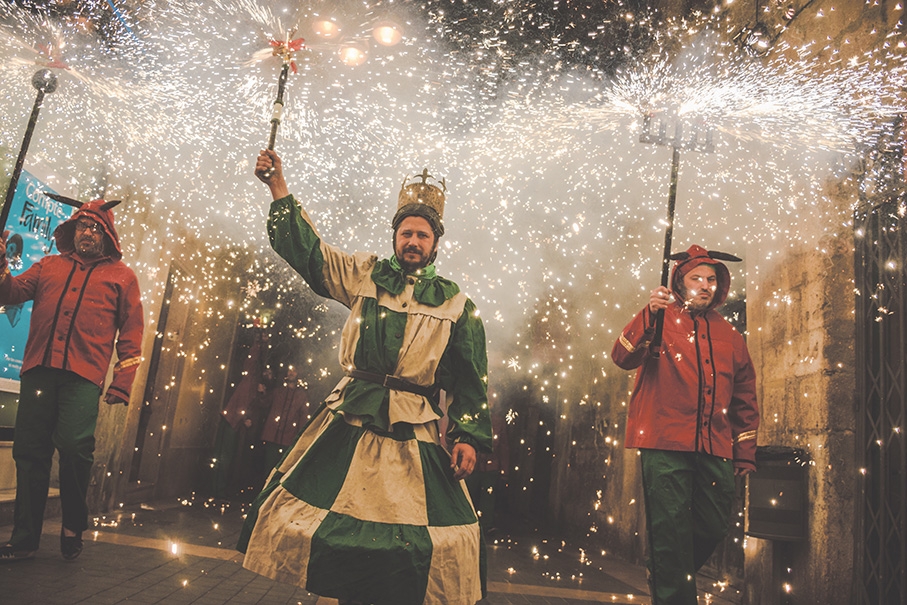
top-left (854, 118), bottom-right (907, 604)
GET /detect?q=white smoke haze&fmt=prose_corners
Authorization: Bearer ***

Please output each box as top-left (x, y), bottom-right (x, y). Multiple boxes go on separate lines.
top-left (0, 1), bottom-right (900, 379)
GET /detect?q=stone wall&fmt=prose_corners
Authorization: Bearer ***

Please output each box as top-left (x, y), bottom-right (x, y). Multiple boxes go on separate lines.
top-left (723, 2), bottom-right (897, 602)
top-left (745, 199), bottom-right (857, 602)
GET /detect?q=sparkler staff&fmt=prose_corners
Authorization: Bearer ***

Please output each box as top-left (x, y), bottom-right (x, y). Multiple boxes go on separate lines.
top-left (261, 35), bottom-right (305, 179)
top-left (1, 69), bottom-right (58, 233)
top-left (651, 136), bottom-right (679, 358)
top-left (638, 113), bottom-right (713, 357)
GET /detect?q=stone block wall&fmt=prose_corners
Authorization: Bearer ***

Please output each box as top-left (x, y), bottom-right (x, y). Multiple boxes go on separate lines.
top-left (746, 221), bottom-right (857, 603)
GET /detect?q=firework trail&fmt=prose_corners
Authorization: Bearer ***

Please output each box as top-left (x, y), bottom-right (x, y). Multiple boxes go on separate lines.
top-left (0, 0), bottom-right (903, 366)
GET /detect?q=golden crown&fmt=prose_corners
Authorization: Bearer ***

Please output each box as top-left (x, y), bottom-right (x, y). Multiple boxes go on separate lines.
top-left (397, 168), bottom-right (446, 219)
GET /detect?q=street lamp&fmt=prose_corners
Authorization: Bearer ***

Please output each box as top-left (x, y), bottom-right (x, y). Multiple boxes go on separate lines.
top-left (1, 68), bottom-right (58, 232)
top-left (312, 18), bottom-right (341, 40)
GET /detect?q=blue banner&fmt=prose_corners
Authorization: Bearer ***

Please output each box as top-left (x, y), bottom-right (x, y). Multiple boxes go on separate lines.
top-left (1, 171), bottom-right (73, 393)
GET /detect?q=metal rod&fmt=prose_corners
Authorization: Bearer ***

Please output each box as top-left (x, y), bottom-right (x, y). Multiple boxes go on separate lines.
top-left (263, 62), bottom-right (290, 178)
top-left (649, 144), bottom-right (681, 357)
top-left (1, 72), bottom-right (56, 232)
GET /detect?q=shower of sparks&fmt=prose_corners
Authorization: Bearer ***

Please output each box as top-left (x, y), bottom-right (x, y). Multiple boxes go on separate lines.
top-left (2, 2), bottom-right (905, 575)
top-left (0, 3), bottom-right (190, 149)
top-left (1, 4), bottom-right (901, 338)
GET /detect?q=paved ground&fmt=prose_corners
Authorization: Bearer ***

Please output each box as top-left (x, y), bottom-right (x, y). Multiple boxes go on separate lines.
top-left (0, 494), bottom-right (741, 604)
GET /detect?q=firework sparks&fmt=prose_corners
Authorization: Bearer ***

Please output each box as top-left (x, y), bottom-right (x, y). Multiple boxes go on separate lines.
top-left (0, 3), bottom-right (903, 471)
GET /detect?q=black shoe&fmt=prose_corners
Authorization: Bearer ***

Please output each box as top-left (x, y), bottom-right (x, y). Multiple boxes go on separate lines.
top-left (0, 543), bottom-right (36, 562)
top-left (60, 528), bottom-right (83, 561)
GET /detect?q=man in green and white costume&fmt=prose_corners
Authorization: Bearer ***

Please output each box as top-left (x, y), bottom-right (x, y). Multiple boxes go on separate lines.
top-left (239, 150), bottom-right (492, 605)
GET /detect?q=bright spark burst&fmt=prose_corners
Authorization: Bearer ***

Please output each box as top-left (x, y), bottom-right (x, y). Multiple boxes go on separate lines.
top-left (0, 0), bottom-right (903, 388)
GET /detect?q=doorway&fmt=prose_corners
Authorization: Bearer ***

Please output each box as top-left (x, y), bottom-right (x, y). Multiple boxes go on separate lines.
top-left (126, 261), bottom-right (240, 502)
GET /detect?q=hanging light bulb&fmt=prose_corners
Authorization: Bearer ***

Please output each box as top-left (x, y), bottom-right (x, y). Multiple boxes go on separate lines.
top-left (339, 42), bottom-right (367, 66)
top-left (372, 20), bottom-right (403, 46)
top-left (312, 18), bottom-right (341, 40)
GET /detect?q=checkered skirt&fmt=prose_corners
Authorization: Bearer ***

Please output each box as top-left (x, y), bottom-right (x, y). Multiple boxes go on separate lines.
top-left (240, 405), bottom-right (485, 604)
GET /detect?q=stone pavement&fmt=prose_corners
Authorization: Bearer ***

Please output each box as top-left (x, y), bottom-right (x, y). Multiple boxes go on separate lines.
top-left (0, 495), bottom-right (742, 604)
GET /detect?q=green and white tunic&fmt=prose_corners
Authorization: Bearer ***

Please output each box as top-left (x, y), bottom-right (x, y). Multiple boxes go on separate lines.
top-left (238, 195), bottom-right (492, 605)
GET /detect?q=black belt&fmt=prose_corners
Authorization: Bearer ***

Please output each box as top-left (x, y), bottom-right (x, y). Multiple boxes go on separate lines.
top-left (348, 369), bottom-right (438, 400)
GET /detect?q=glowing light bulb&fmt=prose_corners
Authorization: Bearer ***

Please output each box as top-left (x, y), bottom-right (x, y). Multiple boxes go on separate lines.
top-left (373, 22), bottom-right (403, 46)
top-left (312, 19), bottom-right (341, 39)
top-left (339, 44), bottom-right (368, 66)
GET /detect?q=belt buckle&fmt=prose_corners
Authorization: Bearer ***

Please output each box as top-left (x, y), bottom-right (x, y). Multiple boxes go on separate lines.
top-left (382, 374), bottom-right (392, 388)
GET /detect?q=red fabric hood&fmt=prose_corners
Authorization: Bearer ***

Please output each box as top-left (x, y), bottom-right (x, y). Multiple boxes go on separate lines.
top-left (670, 244), bottom-right (732, 310)
top-left (53, 199), bottom-right (123, 260)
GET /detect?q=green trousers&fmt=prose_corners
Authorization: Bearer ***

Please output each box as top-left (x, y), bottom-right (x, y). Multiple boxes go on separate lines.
top-left (640, 449), bottom-right (735, 605)
top-left (10, 367), bottom-right (101, 550)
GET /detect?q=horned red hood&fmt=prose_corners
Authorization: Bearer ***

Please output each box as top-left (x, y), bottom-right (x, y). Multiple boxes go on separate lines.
top-left (53, 199), bottom-right (123, 260)
top-left (669, 244), bottom-right (738, 311)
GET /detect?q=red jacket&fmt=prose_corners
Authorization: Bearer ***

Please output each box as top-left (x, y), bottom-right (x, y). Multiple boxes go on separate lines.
top-left (0, 200), bottom-right (144, 401)
top-left (610, 246), bottom-right (759, 470)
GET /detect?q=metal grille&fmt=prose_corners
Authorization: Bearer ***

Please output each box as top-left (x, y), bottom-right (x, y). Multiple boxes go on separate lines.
top-left (855, 119), bottom-right (907, 604)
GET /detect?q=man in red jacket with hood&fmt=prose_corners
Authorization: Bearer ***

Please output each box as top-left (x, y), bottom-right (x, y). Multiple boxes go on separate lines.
top-left (611, 244), bottom-right (759, 605)
top-left (0, 198), bottom-right (144, 562)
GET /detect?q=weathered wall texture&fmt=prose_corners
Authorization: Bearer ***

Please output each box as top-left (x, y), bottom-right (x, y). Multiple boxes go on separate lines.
top-left (726, 1), bottom-right (899, 602)
top-left (745, 186), bottom-right (857, 603)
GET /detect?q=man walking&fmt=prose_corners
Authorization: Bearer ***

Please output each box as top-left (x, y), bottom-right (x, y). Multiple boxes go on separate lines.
top-left (0, 197), bottom-right (144, 562)
top-left (611, 244), bottom-right (759, 604)
top-left (238, 150), bottom-right (492, 605)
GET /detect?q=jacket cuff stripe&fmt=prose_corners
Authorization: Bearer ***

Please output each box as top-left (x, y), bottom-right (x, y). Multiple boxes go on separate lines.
top-left (619, 333), bottom-right (637, 353)
top-left (114, 357), bottom-right (142, 371)
top-left (735, 430), bottom-right (757, 443)
top-left (107, 385), bottom-right (129, 398)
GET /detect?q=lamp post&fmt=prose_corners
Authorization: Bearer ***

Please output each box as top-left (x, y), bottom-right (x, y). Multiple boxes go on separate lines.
top-left (638, 112), bottom-right (713, 356)
top-left (1, 68), bottom-right (58, 232)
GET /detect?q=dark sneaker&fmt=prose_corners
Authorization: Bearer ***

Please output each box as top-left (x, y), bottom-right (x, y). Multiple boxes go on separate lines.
top-left (60, 529), bottom-right (83, 561)
top-left (0, 543), bottom-right (36, 562)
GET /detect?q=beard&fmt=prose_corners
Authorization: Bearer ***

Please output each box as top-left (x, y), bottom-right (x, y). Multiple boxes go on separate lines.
top-left (684, 291), bottom-right (714, 312)
top-left (396, 246), bottom-right (431, 272)
top-left (76, 235), bottom-right (105, 258)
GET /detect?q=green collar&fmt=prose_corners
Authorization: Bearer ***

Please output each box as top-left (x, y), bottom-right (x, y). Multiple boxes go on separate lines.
top-left (371, 256), bottom-right (460, 306)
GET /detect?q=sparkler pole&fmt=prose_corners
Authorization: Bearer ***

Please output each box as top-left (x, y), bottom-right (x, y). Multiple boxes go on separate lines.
top-left (263, 62), bottom-right (290, 178)
top-left (1, 69), bottom-right (58, 233)
top-left (639, 114), bottom-right (713, 357)
top-left (650, 145), bottom-right (681, 358)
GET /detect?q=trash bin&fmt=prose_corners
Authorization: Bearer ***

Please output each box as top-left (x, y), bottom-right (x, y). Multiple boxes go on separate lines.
top-left (745, 445), bottom-right (809, 541)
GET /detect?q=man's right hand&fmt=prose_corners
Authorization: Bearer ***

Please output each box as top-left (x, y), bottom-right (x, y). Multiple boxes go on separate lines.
top-left (648, 286), bottom-right (674, 313)
top-left (254, 150), bottom-right (290, 200)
